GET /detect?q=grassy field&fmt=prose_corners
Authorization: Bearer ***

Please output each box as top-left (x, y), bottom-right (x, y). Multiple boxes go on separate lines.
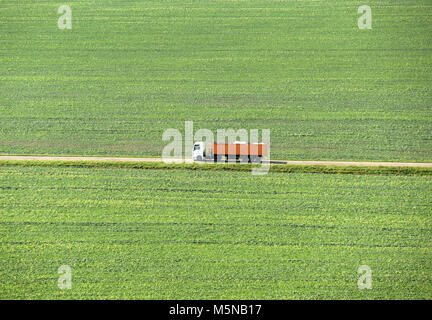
top-left (1, 0), bottom-right (431, 161)
top-left (1, 0), bottom-right (431, 301)
top-left (0, 165), bottom-right (431, 299)
top-left (1, 159), bottom-right (432, 176)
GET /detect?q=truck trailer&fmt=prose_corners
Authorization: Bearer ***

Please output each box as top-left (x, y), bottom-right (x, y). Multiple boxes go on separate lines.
top-left (192, 141), bottom-right (267, 163)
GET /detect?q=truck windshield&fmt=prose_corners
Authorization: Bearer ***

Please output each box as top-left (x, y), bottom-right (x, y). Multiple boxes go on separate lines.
top-left (194, 145), bottom-right (200, 150)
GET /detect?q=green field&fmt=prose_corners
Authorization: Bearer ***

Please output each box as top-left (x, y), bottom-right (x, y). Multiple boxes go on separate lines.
top-left (1, 0), bottom-right (431, 301)
top-left (1, 0), bottom-right (431, 161)
top-left (1, 165), bottom-right (431, 299)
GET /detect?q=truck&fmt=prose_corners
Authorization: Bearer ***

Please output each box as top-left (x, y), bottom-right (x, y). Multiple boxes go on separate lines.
top-left (192, 141), bottom-right (267, 163)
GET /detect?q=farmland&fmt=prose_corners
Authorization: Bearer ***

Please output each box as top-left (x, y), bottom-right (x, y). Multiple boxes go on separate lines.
top-left (1, 0), bottom-right (431, 302)
top-left (1, 165), bottom-right (431, 299)
top-left (1, 0), bottom-right (431, 161)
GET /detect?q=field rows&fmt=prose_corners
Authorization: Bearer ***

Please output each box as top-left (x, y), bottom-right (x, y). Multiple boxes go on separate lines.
top-left (1, 0), bottom-right (431, 161)
top-left (1, 166), bottom-right (431, 299)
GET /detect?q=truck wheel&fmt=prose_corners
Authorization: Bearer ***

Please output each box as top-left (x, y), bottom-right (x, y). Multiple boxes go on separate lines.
top-left (197, 155), bottom-right (202, 161)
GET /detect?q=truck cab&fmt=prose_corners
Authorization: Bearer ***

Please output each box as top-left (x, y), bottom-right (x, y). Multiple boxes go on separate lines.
top-left (192, 142), bottom-right (205, 161)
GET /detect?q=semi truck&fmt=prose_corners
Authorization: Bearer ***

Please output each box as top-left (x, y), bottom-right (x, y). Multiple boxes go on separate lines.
top-left (192, 141), bottom-right (267, 163)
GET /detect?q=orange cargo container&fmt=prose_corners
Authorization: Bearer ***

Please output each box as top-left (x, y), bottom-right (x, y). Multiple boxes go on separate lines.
top-left (213, 143), bottom-right (267, 156)
top-left (192, 141), bottom-right (267, 162)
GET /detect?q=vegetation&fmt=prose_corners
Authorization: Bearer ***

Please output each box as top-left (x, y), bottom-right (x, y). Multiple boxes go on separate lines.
top-left (0, 159), bottom-right (432, 176)
top-left (1, 0), bottom-right (430, 300)
top-left (1, 0), bottom-right (431, 161)
top-left (1, 165), bottom-right (431, 299)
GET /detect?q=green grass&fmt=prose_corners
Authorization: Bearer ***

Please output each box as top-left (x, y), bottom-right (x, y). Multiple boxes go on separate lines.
top-left (1, 0), bottom-right (431, 161)
top-left (1, 0), bottom-right (431, 301)
top-left (1, 159), bottom-right (432, 176)
top-left (1, 165), bottom-right (431, 299)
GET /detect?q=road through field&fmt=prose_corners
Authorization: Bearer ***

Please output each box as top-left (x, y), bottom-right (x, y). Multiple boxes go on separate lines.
top-left (1, 155), bottom-right (432, 167)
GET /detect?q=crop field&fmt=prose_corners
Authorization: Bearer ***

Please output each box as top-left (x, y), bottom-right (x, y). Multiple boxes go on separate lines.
top-left (1, 0), bottom-right (431, 302)
top-left (0, 165), bottom-right (431, 299)
top-left (1, 0), bottom-right (431, 161)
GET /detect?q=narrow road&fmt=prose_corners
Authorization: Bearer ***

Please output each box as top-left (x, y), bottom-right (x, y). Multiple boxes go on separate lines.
top-left (1, 155), bottom-right (432, 167)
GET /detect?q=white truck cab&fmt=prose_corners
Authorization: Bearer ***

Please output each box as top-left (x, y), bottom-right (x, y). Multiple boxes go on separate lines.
top-left (192, 142), bottom-right (205, 161)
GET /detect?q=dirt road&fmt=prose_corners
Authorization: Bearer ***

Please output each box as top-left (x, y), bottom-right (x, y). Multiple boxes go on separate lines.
top-left (1, 155), bottom-right (432, 167)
